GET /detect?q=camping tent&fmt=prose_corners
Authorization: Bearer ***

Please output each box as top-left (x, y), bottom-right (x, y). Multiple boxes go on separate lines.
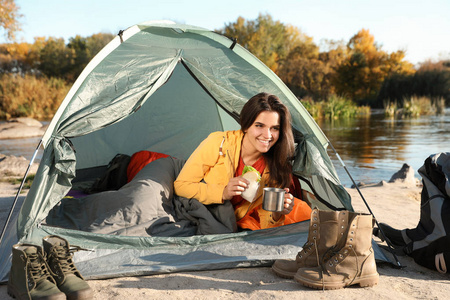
top-left (0, 21), bottom-right (388, 282)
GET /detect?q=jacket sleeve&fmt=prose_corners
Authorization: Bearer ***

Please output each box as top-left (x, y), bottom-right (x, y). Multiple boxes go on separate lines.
top-left (174, 133), bottom-right (226, 205)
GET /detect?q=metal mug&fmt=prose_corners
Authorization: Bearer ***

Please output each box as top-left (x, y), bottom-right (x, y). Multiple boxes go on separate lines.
top-left (262, 187), bottom-right (285, 212)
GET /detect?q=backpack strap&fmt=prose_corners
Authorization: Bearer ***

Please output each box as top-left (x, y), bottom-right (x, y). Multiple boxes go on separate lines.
top-left (435, 253), bottom-right (447, 274)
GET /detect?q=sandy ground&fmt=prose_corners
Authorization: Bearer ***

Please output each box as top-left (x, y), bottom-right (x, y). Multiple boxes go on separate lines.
top-left (0, 179), bottom-right (448, 299)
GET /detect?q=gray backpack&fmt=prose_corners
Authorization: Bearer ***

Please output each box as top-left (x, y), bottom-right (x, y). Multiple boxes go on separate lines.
top-left (376, 152), bottom-right (450, 273)
top-left (405, 152), bottom-right (450, 273)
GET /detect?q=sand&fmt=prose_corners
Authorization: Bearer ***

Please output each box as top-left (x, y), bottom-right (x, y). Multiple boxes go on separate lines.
top-left (0, 178), bottom-right (448, 299)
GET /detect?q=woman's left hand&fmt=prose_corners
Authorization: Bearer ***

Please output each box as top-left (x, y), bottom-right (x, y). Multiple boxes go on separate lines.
top-left (272, 188), bottom-right (294, 221)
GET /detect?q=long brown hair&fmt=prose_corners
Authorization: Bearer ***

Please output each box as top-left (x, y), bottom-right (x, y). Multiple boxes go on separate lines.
top-left (240, 92), bottom-right (295, 187)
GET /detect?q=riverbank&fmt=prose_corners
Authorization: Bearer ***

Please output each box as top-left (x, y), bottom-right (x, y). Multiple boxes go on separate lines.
top-left (0, 163), bottom-right (448, 299)
top-left (0, 118), bottom-right (47, 139)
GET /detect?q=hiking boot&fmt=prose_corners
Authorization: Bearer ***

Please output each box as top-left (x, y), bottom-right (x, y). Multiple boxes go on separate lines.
top-left (43, 235), bottom-right (93, 300)
top-left (294, 212), bottom-right (379, 290)
top-left (7, 243), bottom-right (65, 300)
top-left (272, 209), bottom-right (351, 278)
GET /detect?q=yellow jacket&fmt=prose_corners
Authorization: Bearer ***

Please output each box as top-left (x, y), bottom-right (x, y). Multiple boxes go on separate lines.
top-left (174, 130), bottom-right (284, 229)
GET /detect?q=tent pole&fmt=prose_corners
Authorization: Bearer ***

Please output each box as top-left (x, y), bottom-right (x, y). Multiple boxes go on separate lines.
top-left (328, 143), bottom-right (403, 268)
top-left (0, 140), bottom-right (42, 247)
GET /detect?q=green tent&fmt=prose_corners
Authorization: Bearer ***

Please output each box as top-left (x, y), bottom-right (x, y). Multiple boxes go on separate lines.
top-left (0, 21), bottom-right (387, 281)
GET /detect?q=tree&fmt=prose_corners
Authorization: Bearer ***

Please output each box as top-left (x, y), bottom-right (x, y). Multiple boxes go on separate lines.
top-left (65, 33), bottom-right (114, 81)
top-left (0, 33), bottom-right (115, 81)
top-left (219, 14), bottom-right (328, 97)
top-left (65, 35), bottom-right (89, 81)
top-left (279, 35), bottom-right (347, 100)
top-left (86, 33), bottom-right (115, 58)
top-left (218, 14), bottom-right (290, 73)
top-left (334, 29), bottom-right (414, 105)
top-left (278, 38), bottom-right (323, 99)
top-left (378, 59), bottom-right (450, 104)
top-left (37, 37), bottom-right (75, 79)
top-left (0, 42), bottom-right (35, 74)
top-left (0, 0), bottom-right (22, 41)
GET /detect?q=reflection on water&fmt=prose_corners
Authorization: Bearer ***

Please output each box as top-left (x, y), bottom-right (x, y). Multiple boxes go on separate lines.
top-left (319, 108), bottom-right (450, 187)
top-left (1, 110), bottom-right (449, 187)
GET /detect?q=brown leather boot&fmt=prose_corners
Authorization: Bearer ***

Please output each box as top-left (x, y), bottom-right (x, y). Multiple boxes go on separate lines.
top-left (294, 212), bottom-right (379, 289)
top-left (272, 209), bottom-right (351, 278)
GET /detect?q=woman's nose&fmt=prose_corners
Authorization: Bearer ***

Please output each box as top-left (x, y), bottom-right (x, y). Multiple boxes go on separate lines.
top-left (263, 128), bottom-right (272, 139)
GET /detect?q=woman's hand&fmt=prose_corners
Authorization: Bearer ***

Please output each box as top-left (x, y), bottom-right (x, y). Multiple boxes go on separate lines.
top-left (222, 176), bottom-right (249, 200)
top-left (272, 188), bottom-right (294, 221)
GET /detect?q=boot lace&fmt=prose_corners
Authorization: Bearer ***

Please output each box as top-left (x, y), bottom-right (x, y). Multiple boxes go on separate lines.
top-left (300, 241), bottom-right (313, 254)
top-left (50, 245), bottom-right (87, 275)
top-left (320, 245), bottom-right (360, 289)
top-left (297, 239), bottom-right (318, 264)
top-left (318, 246), bottom-right (338, 291)
top-left (25, 251), bottom-right (52, 288)
top-left (313, 239), bottom-right (320, 266)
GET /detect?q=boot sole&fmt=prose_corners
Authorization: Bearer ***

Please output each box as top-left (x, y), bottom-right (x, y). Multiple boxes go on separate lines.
top-left (66, 287), bottom-right (94, 300)
top-left (271, 265), bottom-right (296, 279)
top-left (6, 285), bottom-right (16, 299)
top-left (294, 273), bottom-right (379, 290)
top-left (7, 283), bottom-right (21, 300)
top-left (7, 282), bottom-right (66, 300)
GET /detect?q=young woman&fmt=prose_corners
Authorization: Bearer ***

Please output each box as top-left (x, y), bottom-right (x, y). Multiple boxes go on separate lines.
top-left (174, 92), bottom-right (311, 230)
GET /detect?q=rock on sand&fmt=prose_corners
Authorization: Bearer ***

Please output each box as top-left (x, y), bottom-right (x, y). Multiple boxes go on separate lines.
top-left (389, 163), bottom-right (418, 186)
top-left (0, 117), bottom-right (46, 139)
top-left (0, 153), bottom-right (38, 177)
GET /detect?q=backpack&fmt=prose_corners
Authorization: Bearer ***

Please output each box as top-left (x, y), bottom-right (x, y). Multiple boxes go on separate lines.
top-left (404, 152), bottom-right (450, 273)
top-left (86, 154), bottom-right (131, 194)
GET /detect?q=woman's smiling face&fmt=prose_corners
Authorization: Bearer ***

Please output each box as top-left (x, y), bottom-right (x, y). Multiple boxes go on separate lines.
top-left (244, 111), bottom-right (280, 154)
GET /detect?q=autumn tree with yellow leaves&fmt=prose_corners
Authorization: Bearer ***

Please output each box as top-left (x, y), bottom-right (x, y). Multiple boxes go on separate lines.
top-left (2, 11), bottom-right (445, 119)
top-left (219, 14), bottom-right (339, 100)
top-left (0, 31), bottom-right (114, 119)
top-left (219, 18), bottom-right (419, 106)
top-left (0, 33), bottom-right (114, 78)
top-left (219, 14), bottom-right (289, 73)
top-left (334, 29), bottom-right (414, 105)
top-left (279, 36), bottom-right (348, 101)
top-left (0, 0), bottom-right (21, 41)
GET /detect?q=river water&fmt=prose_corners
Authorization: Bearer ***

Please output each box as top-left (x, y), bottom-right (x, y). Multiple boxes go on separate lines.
top-left (319, 108), bottom-right (450, 187)
top-left (1, 109), bottom-right (449, 187)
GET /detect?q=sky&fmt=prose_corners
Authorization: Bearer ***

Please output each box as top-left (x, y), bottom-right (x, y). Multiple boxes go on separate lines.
top-left (5, 0), bottom-right (450, 65)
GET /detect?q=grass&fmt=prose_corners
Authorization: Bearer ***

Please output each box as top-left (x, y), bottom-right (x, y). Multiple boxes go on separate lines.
top-left (301, 95), bottom-right (371, 120)
top-left (0, 74), bottom-right (69, 120)
top-left (0, 174), bottom-right (35, 190)
top-left (383, 95), bottom-right (446, 118)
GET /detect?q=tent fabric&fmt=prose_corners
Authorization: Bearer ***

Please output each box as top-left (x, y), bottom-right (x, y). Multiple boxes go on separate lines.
top-left (0, 21), bottom-right (385, 282)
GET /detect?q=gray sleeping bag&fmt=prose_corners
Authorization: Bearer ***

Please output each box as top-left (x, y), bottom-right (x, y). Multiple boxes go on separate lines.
top-left (46, 156), bottom-right (237, 236)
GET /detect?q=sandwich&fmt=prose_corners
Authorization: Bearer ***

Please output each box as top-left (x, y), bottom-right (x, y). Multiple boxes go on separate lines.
top-left (241, 166), bottom-right (261, 202)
